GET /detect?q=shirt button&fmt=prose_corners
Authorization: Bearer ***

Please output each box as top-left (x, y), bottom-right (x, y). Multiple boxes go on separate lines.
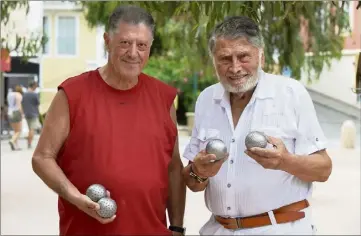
top-left (316, 138), bottom-right (319, 141)
top-left (203, 137), bottom-right (206, 141)
top-left (231, 138), bottom-right (235, 142)
top-left (227, 207), bottom-right (231, 210)
top-left (230, 160), bottom-right (234, 164)
top-left (227, 183), bottom-right (231, 188)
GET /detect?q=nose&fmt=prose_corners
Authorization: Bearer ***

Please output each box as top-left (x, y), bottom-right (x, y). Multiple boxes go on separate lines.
top-left (229, 57), bottom-right (241, 74)
top-left (127, 42), bottom-right (138, 59)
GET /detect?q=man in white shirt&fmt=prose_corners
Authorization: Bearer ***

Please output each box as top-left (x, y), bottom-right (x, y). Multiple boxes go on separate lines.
top-left (182, 16), bottom-right (332, 235)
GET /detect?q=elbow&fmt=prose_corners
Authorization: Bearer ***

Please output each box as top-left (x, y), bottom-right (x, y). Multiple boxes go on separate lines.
top-left (318, 159), bottom-right (333, 182)
top-left (31, 155), bottom-right (41, 175)
top-left (189, 186), bottom-right (205, 192)
top-left (32, 154), bottom-right (49, 176)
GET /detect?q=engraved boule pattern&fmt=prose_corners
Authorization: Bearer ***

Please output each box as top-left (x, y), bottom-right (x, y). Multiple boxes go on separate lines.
top-left (97, 197), bottom-right (117, 218)
top-left (86, 184), bottom-right (107, 202)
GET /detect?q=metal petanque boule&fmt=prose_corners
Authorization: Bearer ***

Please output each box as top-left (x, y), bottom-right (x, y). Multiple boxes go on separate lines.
top-left (245, 131), bottom-right (268, 149)
top-left (97, 197), bottom-right (117, 218)
top-left (205, 139), bottom-right (227, 161)
top-left (86, 184), bottom-right (107, 202)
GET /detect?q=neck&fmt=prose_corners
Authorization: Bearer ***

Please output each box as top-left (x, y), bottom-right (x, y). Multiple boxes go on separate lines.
top-left (99, 64), bottom-right (138, 90)
top-left (230, 87), bottom-right (255, 104)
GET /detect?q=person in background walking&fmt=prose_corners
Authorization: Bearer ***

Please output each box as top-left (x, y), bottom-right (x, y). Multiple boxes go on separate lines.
top-left (7, 85), bottom-right (24, 150)
top-left (22, 81), bottom-right (40, 149)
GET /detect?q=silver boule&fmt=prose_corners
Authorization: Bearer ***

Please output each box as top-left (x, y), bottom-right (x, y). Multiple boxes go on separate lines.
top-left (97, 197), bottom-right (117, 218)
top-left (245, 131), bottom-right (268, 149)
top-left (86, 184), bottom-right (107, 202)
top-left (205, 139), bottom-right (227, 160)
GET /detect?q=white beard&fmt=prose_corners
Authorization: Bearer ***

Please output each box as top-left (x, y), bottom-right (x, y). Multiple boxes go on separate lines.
top-left (216, 62), bottom-right (262, 94)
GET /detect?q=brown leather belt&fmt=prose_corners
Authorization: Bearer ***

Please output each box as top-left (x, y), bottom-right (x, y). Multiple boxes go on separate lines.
top-left (215, 199), bottom-right (309, 230)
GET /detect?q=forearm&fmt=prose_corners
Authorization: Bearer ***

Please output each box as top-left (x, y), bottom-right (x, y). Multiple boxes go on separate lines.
top-left (182, 164), bottom-right (208, 192)
top-left (167, 161), bottom-right (186, 226)
top-left (280, 152), bottom-right (332, 182)
top-left (32, 155), bottom-right (81, 205)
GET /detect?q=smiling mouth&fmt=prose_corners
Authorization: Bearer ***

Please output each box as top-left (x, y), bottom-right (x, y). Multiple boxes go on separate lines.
top-left (122, 60), bottom-right (139, 64)
top-left (228, 75), bottom-right (248, 84)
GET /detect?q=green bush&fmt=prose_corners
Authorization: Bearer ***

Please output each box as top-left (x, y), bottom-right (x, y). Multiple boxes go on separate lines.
top-left (143, 56), bottom-right (216, 112)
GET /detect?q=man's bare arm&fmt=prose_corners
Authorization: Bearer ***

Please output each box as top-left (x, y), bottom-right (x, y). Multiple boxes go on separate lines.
top-left (32, 89), bottom-right (82, 205)
top-left (167, 104), bottom-right (186, 227)
top-left (281, 150), bottom-right (332, 182)
top-left (182, 162), bottom-right (209, 192)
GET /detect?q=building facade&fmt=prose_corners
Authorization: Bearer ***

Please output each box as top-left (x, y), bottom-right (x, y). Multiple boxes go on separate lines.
top-left (40, 1), bottom-right (105, 113)
top-left (300, 1), bottom-right (361, 118)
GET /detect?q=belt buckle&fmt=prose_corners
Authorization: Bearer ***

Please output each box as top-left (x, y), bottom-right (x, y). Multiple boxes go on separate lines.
top-left (236, 218), bottom-right (242, 229)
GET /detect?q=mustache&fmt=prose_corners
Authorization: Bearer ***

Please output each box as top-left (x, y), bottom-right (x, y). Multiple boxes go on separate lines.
top-left (227, 74), bottom-right (249, 78)
top-left (121, 58), bottom-right (140, 63)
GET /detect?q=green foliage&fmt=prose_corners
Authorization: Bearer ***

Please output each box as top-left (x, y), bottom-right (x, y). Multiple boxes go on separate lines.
top-left (79, 1), bottom-right (355, 111)
top-left (1, 0), bottom-right (47, 60)
top-left (79, 1), bottom-right (353, 79)
top-left (143, 54), bottom-right (216, 112)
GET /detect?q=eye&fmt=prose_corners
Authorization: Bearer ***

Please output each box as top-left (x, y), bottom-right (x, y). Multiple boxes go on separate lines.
top-left (219, 56), bottom-right (231, 63)
top-left (119, 40), bottom-right (130, 47)
top-left (138, 43), bottom-right (147, 50)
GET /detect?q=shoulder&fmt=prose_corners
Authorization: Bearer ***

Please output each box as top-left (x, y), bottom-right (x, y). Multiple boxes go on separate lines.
top-left (141, 73), bottom-right (177, 100)
top-left (197, 83), bottom-right (222, 104)
top-left (16, 92), bottom-right (23, 98)
top-left (59, 70), bottom-right (95, 89)
top-left (263, 72), bottom-right (309, 99)
top-left (141, 72), bottom-right (176, 93)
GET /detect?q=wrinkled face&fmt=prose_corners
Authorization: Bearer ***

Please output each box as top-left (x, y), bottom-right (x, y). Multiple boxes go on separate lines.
top-left (104, 21), bottom-right (153, 78)
top-left (212, 37), bottom-right (264, 93)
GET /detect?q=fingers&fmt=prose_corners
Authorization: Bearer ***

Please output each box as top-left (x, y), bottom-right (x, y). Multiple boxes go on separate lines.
top-left (106, 190), bottom-right (111, 198)
top-left (246, 146), bottom-right (284, 160)
top-left (86, 208), bottom-right (116, 224)
top-left (244, 150), bottom-right (267, 165)
top-left (266, 135), bottom-right (283, 148)
top-left (85, 198), bottom-right (100, 211)
top-left (195, 151), bottom-right (217, 163)
top-left (94, 213), bottom-right (116, 224)
top-left (247, 147), bottom-right (276, 158)
top-left (213, 154), bottom-right (228, 168)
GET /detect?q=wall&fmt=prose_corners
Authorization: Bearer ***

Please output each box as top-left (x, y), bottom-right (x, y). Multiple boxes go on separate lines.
top-left (301, 51), bottom-right (360, 107)
top-left (300, 2), bottom-right (361, 114)
top-left (40, 9), bottom-right (97, 112)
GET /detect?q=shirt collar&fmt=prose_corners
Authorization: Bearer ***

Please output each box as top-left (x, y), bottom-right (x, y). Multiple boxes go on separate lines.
top-left (212, 70), bottom-right (275, 102)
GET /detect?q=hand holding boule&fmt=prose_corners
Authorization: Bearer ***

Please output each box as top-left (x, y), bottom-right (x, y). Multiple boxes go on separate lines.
top-left (245, 135), bottom-right (290, 170)
top-left (193, 150), bottom-right (228, 178)
top-left (74, 194), bottom-right (116, 224)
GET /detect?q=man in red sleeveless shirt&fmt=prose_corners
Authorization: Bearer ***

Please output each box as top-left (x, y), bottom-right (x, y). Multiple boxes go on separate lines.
top-left (32, 5), bottom-right (186, 235)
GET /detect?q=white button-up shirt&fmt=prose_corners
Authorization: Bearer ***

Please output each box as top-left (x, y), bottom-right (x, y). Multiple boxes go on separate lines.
top-left (183, 71), bottom-right (327, 235)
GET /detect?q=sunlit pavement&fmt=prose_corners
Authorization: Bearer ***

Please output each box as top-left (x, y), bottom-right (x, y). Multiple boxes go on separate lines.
top-left (1, 134), bottom-right (360, 235)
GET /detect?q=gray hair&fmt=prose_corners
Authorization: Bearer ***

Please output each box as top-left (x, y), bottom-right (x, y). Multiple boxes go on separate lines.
top-left (208, 16), bottom-right (264, 56)
top-left (107, 5), bottom-right (155, 38)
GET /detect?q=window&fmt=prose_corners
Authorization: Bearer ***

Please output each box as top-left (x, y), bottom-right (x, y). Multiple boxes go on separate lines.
top-left (42, 16), bottom-right (50, 55)
top-left (56, 16), bottom-right (77, 56)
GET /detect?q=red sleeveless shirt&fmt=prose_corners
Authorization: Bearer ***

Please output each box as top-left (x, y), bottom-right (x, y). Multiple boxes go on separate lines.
top-left (56, 69), bottom-right (177, 235)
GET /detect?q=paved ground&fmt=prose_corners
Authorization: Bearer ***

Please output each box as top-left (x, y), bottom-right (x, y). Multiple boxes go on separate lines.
top-left (1, 134), bottom-right (360, 235)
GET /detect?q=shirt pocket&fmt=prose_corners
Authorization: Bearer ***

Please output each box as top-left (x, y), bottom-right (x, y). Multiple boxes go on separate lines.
top-left (196, 128), bottom-right (221, 151)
